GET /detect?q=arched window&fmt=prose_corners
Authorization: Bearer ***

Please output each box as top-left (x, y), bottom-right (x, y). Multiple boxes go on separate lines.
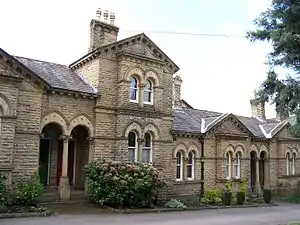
top-left (129, 77), bottom-right (139, 102)
top-left (226, 152), bottom-right (232, 179)
top-left (128, 132), bottom-right (137, 162)
top-left (291, 153), bottom-right (296, 175)
top-left (286, 152), bottom-right (291, 175)
top-left (142, 132), bottom-right (152, 163)
top-left (176, 151), bottom-right (183, 181)
top-left (187, 151), bottom-right (195, 180)
top-left (143, 79), bottom-right (153, 104)
top-left (235, 152), bottom-right (241, 179)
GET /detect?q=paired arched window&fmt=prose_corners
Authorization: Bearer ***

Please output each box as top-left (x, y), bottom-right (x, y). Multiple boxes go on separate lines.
top-left (129, 77), bottom-right (139, 102)
top-left (142, 132), bottom-right (152, 163)
top-left (143, 79), bottom-right (153, 104)
top-left (128, 132), bottom-right (137, 162)
top-left (129, 76), bottom-right (154, 105)
top-left (226, 152), bottom-right (232, 179)
top-left (176, 151), bottom-right (183, 181)
top-left (187, 151), bottom-right (195, 180)
top-left (234, 152), bottom-right (241, 179)
top-left (286, 152), bottom-right (296, 175)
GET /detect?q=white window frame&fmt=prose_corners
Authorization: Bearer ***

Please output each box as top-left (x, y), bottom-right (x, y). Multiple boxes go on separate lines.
top-left (142, 132), bottom-right (153, 164)
top-left (291, 153), bottom-right (296, 175)
top-left (128, 132), bottom-right (138, 163)
top-left (176, 152), bottom-right (183, 181)
top-left (286, 153), bottom-right (290, 175)
top-left (234, 152), bottom-right (241, 179)
top-left (226, 152), bottom-right (231, 179)
top-left (143, 79), bottom-right (153, 105)
top-left (129, 77), bottom-right (139, 103)
top-left (186, 151), bottom-right (195, 180)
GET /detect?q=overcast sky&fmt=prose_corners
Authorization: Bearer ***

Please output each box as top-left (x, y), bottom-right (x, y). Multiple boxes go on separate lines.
top-left (0, 0), bottom-right (277, 118)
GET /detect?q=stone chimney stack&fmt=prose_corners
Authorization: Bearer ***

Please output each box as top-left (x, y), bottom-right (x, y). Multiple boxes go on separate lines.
top-left (250, 98), bottom-right (266, 121)
top-left (173, 74), bottom-right (183, 108)
top-left (89, 8), bottom-right (119, 53)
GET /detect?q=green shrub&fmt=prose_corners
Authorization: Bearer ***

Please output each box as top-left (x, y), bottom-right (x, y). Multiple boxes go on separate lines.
top-left (15, 173), bottom-right (43, 206)
top-left (0, 173), bottom-right (6, 205)
top-left (164, 198), bottom-right (186, 208)
top-left (236, 191), bottom-right (246, 205)
top-left (263, 188), bottom-right (272, 204)
top-left (85, 158), bottom-right (166, 208)
top-left (222, 190), bottom-right (232, 205)
top-left (200, 188), bottom-right (222, 205)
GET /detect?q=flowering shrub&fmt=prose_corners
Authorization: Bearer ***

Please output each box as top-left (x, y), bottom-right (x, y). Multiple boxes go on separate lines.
top-left (85, 158), bottom-right (166, 208)
top-left (164, 198), bottom-right (186, 208)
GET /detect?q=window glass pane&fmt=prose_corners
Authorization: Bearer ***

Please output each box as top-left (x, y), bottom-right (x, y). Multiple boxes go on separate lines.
top-left (128, 132), bottom-right (136, 147)
top-left (188, 152), bottom-right (194, 164)
top-left (144, 91), bottom-right (151, 102)
top-left (130, 88), bottom-right (137, 100)
top-left (130, 77), bottom-right (137, 88)
top-left (144, 133), bottom-right (151, 147)
top-left (187, 165), bottom-right (192, 178)
top-left (176, 166), bottom-right (181, 179)
top-left (176, 152), bottom-right (181, 164)
top-left (128, 148), bottom-right (135, 162)
top-left (142, 149), bottom-right (150, 163)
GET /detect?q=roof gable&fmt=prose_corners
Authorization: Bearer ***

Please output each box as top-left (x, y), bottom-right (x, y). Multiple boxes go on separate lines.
top-left (205, 113), bottom-right (254, 137)
top-left (69, 33), bottom-right (179, 73)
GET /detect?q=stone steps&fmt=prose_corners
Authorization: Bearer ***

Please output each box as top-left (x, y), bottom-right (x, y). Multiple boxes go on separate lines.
top-left (40, 186), bottom-right (86, 203)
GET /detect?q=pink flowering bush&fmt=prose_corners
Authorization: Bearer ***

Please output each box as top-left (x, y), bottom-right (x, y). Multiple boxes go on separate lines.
top-left (85, 158), bottom-right (166, 208)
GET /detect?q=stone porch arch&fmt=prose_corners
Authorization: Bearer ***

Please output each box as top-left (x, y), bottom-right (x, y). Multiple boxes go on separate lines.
top-left (40, 112), bottom-right (68, 135)
top-left (249, 144), bottom-right (259, 157)
top-left (259, 145), bottom-right (268, 158)
top-left (173, 143), bottom-right (188, 158)
top-left (68, 114), bottom-right (94, 137)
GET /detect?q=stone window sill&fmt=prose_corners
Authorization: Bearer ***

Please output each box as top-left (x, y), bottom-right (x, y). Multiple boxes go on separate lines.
top-left (173, 179), bottom-right (204, 185)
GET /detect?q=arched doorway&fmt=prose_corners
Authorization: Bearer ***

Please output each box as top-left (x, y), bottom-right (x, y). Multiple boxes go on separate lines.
top-left (250, 151), bottom-right (257, 192)
top-left (259, 151), bottom-right (266, 190)
top-left (70, 125), bottom-right (89, 189)
top-left (39, 123), bottom-right (63, 186)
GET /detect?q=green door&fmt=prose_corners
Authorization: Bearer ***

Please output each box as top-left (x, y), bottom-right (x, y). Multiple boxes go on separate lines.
top-left (39, 139), bottom-right (51, 186)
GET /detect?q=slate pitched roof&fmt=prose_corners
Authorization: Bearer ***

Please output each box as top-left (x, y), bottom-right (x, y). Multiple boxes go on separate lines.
top-left (14, 56), bottom-right (97, 94)
top-left (173, 108), bottom-right (289, 139)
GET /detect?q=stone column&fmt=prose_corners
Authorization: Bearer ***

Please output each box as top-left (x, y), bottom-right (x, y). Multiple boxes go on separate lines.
top-left (138, 84), bottom-right (145, 108)
top-left (255, 157), bottom-right (260, 193)
top-left (85, 137), bottom-right (94, 196)
top-left (138, 138), bottom-right (143, 163)
top-left (59, 135), bottom-right (70, 201)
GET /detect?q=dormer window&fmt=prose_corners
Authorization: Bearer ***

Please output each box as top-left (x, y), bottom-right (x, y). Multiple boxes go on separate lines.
top-left (129, 77), bottom-right (139, 102)
top-left (143, 79), bottom-right (153, 104)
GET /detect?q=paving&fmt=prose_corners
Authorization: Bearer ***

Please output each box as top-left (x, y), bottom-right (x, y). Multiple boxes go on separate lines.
top-left (1, 203), bottom-right (300, 225)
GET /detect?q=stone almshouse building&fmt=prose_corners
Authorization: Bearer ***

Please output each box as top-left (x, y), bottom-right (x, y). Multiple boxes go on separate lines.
top-left (0, 10), bottom-right (299, 201)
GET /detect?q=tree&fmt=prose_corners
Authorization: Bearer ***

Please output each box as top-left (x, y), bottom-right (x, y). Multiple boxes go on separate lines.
top-left (247, 0), bottom-right (300, 136)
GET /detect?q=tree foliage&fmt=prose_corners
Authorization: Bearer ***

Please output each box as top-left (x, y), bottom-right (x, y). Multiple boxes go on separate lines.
top-left (247, 0), bottom-right (300, 135)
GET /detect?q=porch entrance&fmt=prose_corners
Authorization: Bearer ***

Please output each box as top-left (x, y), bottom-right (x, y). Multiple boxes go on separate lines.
top-left (39, 123), bottom-right (89, 190)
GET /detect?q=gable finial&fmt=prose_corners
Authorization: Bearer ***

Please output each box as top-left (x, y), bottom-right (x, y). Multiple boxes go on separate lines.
top-left (103, 10), bottom-right (109, 23)
top-left (96, 8), bottom-right (102, 21)
top-left (110, 12), bottom-right (115, 25)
